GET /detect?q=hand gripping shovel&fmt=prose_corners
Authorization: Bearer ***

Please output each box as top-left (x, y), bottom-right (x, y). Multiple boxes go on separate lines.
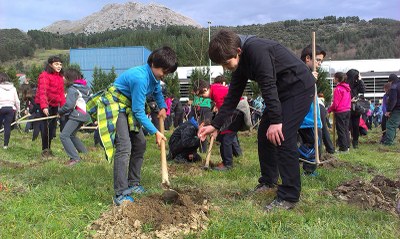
top-left (203, 135), bottom-right (215, 170)
top-left (159, 117), bottom-right (179, 204)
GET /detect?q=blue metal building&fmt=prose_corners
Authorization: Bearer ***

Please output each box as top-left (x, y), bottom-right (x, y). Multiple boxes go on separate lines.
top-left (69, 46), bottom-right (152, 84)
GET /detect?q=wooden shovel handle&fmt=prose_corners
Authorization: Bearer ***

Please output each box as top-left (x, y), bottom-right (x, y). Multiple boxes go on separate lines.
top-left (204, 135), bottom-right (215, 168)
top-left (159, 117), bottom-right (170, 188)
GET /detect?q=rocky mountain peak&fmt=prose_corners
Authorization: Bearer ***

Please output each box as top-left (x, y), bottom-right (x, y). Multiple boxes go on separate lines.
top-left (42, 2), bottom-right (202, 35)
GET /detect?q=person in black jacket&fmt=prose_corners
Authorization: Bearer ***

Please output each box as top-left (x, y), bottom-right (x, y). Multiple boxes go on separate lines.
top-left (346, 69), bottom-right (366, 149)
top-left (167, 117), bottom-right (206, 163)
top-left (382, 74), bottom-right (400, 145)
top-left (171, 95), bottom-right (184, 128)
top-left (198, 29), bottom-right (315, 211)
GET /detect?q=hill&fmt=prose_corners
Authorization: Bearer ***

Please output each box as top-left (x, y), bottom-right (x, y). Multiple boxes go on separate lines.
top-left (0, 16), bottom-right (399, 68)
top-left (0, 29), bottom-right (35, 63)
top-left (41, 2), bottom-right (201, 35)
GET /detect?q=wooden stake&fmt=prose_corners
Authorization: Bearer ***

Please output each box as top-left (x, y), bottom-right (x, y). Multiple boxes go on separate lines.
top-left (312, 32), bottom-right (320, 164)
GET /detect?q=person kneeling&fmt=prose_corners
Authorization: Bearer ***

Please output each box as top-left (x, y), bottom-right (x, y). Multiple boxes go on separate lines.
top-left (167, 117), bottom-right (208, 163)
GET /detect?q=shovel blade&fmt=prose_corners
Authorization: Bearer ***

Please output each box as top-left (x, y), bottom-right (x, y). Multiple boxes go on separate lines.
top-left (162, 189), bottom-right (180, 204)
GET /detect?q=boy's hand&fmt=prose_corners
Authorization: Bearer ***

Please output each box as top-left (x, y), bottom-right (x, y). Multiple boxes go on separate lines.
top-left (158, 108), bottom-right (167, 120)
top-left (266, 123), bottom-right (284, 146)
top-left (155, 131), bottom-right (167, 146)
top-left (198, 125), bottom-right (217, 141)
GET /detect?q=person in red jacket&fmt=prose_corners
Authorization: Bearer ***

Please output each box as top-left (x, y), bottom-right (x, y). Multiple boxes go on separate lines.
top-left (35, 56), bottom-right (66, 158)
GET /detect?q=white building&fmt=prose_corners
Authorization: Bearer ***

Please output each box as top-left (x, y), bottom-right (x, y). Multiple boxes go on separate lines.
top-left (176, 59), bottom-right (400, 102)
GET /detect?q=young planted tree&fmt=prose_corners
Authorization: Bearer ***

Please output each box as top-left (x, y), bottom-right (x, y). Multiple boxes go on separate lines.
top-left (91, 66), bottom-right (117, 93)
top-left (188, 67), bottom-right (210, 99)
top-left (163, 72), bottom-right (180, 98)
top-left (316, 67), bottom-right (332, 105)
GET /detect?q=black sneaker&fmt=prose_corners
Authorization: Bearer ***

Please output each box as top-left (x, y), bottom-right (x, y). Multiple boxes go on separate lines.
top-left (174, 155), bottom-right (187, 164)
top-left (253, 183), bottom-right (276, 193)
top-left (264, 197), bottom-right (296, 212)
top-left (41, 149), bottom-right (54, 158)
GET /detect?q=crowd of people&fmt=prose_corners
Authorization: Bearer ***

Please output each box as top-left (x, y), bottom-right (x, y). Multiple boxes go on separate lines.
top-left (1, 29), bottom-right (399, 211)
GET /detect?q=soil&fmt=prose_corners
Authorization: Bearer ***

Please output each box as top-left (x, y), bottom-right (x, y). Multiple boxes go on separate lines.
top-left (333, 175), bottom-right (400, 216)
top-left (319, 154), bottom-right (376, 174)
top-left (87, 188), bottom-right (210, 239)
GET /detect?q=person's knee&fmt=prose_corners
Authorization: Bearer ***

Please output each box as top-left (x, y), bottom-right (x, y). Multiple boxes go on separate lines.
top-left (60, 131), bottom-right (70, 141)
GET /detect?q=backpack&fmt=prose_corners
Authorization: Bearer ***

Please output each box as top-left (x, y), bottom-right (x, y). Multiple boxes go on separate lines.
top-left (352, 98), bottom-right (369, 115)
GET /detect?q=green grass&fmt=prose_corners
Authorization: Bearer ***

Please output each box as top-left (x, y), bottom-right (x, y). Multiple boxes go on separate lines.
top-left (0, 126), bottom-right (399, 238)
top-left (3, 49), bottom-right (69, 69)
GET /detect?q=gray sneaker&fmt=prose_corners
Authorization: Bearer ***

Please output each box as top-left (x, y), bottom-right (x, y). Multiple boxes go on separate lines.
top-left (254, 183), bottom-right (276, 193)
top-left (264, 198), bottom-right (296, 212)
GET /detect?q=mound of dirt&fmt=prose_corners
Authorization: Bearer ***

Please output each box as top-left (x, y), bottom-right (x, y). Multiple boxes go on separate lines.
top-left (320, 156), bottom-right (376, 174)
top-left (87, 188), bottom-right (210, 239)
top-left (333, 175), bottom-right (400, 216)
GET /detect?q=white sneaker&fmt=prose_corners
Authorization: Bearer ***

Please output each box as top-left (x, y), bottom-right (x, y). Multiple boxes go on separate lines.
top-left (3, 146), bottom-right (8, 149)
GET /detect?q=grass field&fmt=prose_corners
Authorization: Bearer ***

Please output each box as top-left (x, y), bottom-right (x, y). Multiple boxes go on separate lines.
top-left (3, 49), bottom-right (69, 69)
top-left (0, 125), bottom-right (399, 238)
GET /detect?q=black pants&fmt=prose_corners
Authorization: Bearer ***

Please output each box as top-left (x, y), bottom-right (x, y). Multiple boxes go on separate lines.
top-left (319, 106), bottom-right (335, 153)
top-left (217, 131), bottom-right (240, 167)
top-left (40, 106), bottom-right (59, 150)
top-left (257, 86), bottom-right (314, 203)
top-left (173, 113), bottom-right (184, 128)
top-left (349, 113), bottom-right (361, 145)
top-left (0, 107), bottom-right (15, 147)
top-left (335, 111), bottom-right (350, 151)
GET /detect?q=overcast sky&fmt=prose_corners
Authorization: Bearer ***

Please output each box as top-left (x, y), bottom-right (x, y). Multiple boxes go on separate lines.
top-left (1, 0), bottom-right (399, 32)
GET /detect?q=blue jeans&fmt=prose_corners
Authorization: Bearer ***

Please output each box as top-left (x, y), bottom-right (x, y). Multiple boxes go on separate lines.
top-left (60, 119), bottom-right (87, 160)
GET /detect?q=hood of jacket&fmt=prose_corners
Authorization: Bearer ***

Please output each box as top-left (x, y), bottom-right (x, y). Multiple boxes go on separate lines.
top-left (0, 82), bottom-right (15, 91)
top-left (72, 81), bottom-right (91, 98)
top-left (239, 34), bottom-right (256, 48)
top-left (337, 82), bottom-right (351, 92)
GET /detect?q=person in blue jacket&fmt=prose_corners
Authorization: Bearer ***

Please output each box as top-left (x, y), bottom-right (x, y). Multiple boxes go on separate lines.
top-left (88, 46), bottom-right (178, 206)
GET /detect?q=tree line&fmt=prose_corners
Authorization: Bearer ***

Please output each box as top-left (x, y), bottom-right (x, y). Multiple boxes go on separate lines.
top-left (1, 16), bottom-right (399, 65)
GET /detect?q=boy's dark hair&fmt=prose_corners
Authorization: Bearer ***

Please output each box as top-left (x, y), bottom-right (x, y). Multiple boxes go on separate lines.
top-left (147, 46), bottom-right (178, 73)
top-left (208, 29), bottom-right (241, 64)
top-left (213, 75), bottom-right (227, 84)
top-left (45, 56), bottom-right (64, 74)
top-left (0, 72), bottom-right (10, 83)
top-left (300, 44), bottom-right (327, 62)
top-left (64, 69), bottom-right (83, 86)
top-left (334, 72), bottom-right (347, 83)
top-left (192, 79), bottom-right (210, 95)
top-left (388, 73), bottom-right (399, 82)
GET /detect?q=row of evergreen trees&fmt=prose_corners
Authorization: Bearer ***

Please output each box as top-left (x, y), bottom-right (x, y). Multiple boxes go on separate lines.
top-left (1, 16), bottom-right (399, 65)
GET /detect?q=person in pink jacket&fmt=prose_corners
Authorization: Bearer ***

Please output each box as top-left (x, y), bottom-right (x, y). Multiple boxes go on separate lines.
top-left (328, 72), bottom-right (351, 152)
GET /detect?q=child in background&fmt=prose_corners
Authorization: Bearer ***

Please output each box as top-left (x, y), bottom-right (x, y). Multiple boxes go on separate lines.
top-left (35, 56), bottom-right (66, 158)
top-left (380, 82), bottom-right (391, 143)
top-left (167, 117), bottom-right (209, 163)
top-left (0, 72), bottom-right (20, 149)
top-left (194, 77), bottom-right (251, 171)
top-left (328, 72), bottom-right (351, 152)
top-left (58, 69), bottom-right (92, 166)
